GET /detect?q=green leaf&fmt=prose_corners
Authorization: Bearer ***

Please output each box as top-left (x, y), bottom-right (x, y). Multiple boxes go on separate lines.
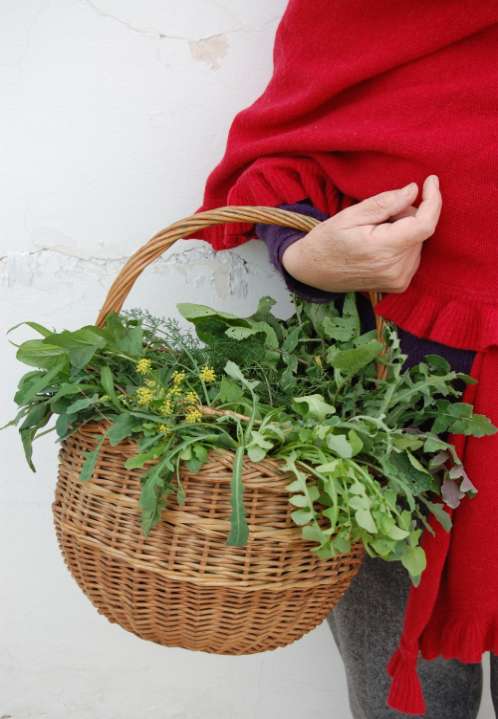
top-left (8, 320), bottom-right (52, 337)
top-left (224, 361), bottom-right (259, 391)
top-left (79, 433), bottom-right (107, 482)
top-left (48, 327), bottom-right (107, 369)
top-left (139, 458), bottom-right (173, 535)
top-left (354, 509), bottom-right (377, 533)
top-left (185, 443), bottom-right (210, 472)
top-left (246, 430), bottom-right (273, 462)
top-left (378, 515), bottom-right (409, 540)
top-left (103, 315), bottom-right (143, 357)
top-left (19, 402), bottom-right (51, 431)
top-left (66, 394), bottom-right (100, 415)
top-left (401, 546), bottom-right (426, 578)
top-left (225, 325), bottom-right (264, 341)
top-left (124, 444), bottom-right (167, 469)
top-left (291, 509), bottom-right (314, 526)
top-left (293, 394), bottom-right (336, 421)
top-left (100, 366), bottom-right (119, 405)
top-left (407, 451), bottom-right (432, 476)
top-left (423, 436), bottom-right (448, 453)
top-left (55, 413), bottom-right (72, 439)
top-left (424, 500), bottom-right (452, 532)
top-left (450, 412), bottom-right (497, 437)
top-left (282, 326), bottom-right (301, 353)
top-left (384, 452), bottom-right (435, 495)
top-left (68, 346), bottom-right (98, 369)
top-left (107, 413), bottom-right (136, 446)
top-left (20, 427), bottom-right (37, 471)
top-left (326, 433), bottom-right (353, 459)
top-left (216, 376), bottom-right (244, 404)
top-left (301, 524), bottom-right (327, 543)
top-left (370, 538), bottom-right (396, 557)
top-left (289, 494), bottom-right (310, 508)
top-left (16, 339), bottom-right (66, 369)
top-left (322, 316), bottom-right (356, 342)
top-left (177, 303), bottom-right (240, 322)
top-left (226, 446), bottom-right (249, 546)
top-left (342, 292), bottom-right (361, 336)
top-left (327, 340), bottom-right (383, 374)
top-left (14, 358), bottom-right (67, 405)
top-left (348, 430), bottom-right (363, 456)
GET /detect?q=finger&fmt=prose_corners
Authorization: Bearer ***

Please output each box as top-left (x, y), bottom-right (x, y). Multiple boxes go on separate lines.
top-left (372, 175), bottom-right (442, 245)
top-left (413, 174), bottom-right (442, 234)
top-left (389, 205), bottom-right (417, 221)
top-left (334, 182), bottom-right (419, 228)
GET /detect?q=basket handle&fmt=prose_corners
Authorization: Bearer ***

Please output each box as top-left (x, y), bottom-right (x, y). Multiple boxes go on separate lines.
top-left (95, 205), bottom-right (386, 377)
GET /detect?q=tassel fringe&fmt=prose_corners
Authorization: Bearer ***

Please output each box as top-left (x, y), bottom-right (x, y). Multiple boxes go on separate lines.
top-left (387, 644), bottom-right (426, 716)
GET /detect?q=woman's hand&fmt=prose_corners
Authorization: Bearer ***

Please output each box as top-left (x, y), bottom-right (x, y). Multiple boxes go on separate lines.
top-left (282, 175), bottom-right (442, 293)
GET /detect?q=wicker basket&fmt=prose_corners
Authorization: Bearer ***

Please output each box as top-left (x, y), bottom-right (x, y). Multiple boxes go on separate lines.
top-left (52, 206), bottom-right (383, 655)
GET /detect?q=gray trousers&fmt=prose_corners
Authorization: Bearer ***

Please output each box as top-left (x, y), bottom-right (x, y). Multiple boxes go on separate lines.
top-left (326, 554), bottom-right (498, 718)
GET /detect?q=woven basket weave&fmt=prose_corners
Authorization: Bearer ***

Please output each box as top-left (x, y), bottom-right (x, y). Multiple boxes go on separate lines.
top-left (53, 206), bottom-right (385, 654)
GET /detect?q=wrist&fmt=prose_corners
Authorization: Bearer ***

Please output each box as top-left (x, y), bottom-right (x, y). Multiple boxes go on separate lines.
top-left (281, 234), bottom-right (309, 282)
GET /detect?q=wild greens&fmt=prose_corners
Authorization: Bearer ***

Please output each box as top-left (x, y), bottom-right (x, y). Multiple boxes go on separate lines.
top-left (5, 294), bottom-right (496, 585)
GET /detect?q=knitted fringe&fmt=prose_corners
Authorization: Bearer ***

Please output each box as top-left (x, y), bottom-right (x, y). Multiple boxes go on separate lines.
top-left (387, 644), bottom-right (426, 716)
top-left (420, 616), bottom-right (491, 663)
top-left (387, 618), bottom-right (498, 715)
top-left (375, 281), bottom-right (498, 351)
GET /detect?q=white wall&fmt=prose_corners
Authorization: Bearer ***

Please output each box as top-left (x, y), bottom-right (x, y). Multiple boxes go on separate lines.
top-left (0, 2), bottom-right (493, 718)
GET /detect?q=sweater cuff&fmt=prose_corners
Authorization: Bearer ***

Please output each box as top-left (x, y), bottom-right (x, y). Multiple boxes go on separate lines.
top-left (254, 200), bottom-right (342, 304)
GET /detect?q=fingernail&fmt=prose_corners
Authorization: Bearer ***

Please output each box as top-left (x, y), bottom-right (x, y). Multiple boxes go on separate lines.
top-left (431, 174), bottom-right (439, 188)
top-left (402, 182), bottom-right (417, 193)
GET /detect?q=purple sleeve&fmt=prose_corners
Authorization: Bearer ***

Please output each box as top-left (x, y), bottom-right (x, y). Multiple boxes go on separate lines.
top-left (254, 200), bottom-right (341, 304)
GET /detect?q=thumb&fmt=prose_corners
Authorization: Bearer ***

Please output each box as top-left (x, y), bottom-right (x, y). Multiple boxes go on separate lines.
top-left (336, 183), bottom-right (419, 228)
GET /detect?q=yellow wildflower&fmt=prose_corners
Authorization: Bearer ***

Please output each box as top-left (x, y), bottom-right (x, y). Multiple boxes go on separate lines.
top-left (158, 423), bottom-right (171, 434)
top-left (136, 386), bottom-right (154, 406)
top-left (172, 370), bottom-right (186, 385)
top-left (159, 398), bottom-right (173, 416)
top-left (199, 365), bottom-right (216, 383)
top-left (167, 385), bottom-right (182, 397)
top-left (144, 378), bottom-right (157, 388)
top-left (184, 390), bottom-right (199, 405)
top-left (136, 358), bottom-right (152, 375)
top-left (185, 408), bottom-right (203, 424)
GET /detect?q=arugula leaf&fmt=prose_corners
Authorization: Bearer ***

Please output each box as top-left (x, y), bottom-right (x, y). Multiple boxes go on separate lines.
top-left (79, 432), bottom-right (107, 482)
top-left (107, 413), bottom-right (137, 446)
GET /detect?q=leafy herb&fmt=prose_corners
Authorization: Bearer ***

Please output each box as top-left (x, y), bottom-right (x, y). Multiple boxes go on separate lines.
top-left (5, 294), bottom-right (496, 583)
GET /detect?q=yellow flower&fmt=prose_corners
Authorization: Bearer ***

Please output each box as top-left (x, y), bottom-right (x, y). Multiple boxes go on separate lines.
top-left (136, 358), bottom-right (152, 375)
top-left (144, 378), bottom-right (157, 388)
top-left (167, 385), bottom-right (182, 397)
top-left (172, 370), bottom-right (186, 386)
top-left (184, 390), bottom-right (199, 405)
top-left (158, 423), bottom-right (171, 434)
top-left (136, 386), bottom-right (154, 406)
top-left (185, 408), bottom-right (202, 424)
top-left (199, 365), bottom-right (216, 383)
top-left (159, 398), bottom-right (173, 416)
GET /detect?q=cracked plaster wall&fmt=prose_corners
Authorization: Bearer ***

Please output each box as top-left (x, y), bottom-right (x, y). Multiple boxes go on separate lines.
top-left (0, 2), bottom-right (353, 719)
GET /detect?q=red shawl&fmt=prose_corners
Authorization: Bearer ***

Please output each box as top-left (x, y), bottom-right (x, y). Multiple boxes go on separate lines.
top-left (193, 1), bottom-right (498, 714)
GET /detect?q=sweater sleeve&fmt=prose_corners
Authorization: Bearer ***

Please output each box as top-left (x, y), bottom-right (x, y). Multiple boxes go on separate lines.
top-left (254, 199), bottom-right (343, 304)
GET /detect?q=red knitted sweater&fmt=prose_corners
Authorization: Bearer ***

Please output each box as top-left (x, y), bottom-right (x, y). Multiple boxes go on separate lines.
top-left (193, 2), bottom-right (498, 714)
